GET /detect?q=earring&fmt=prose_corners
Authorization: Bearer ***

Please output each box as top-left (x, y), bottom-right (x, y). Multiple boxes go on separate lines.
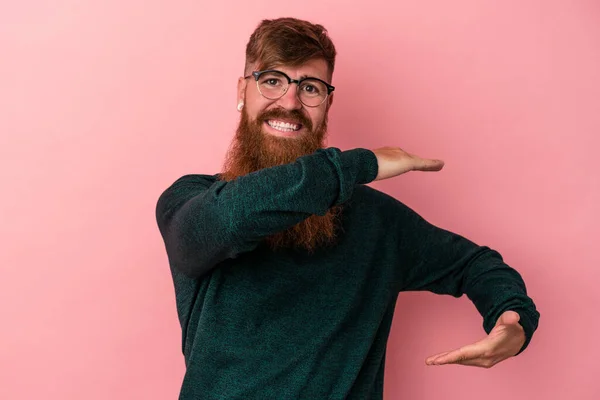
top-left (237, 102), bottom-right (244, 111)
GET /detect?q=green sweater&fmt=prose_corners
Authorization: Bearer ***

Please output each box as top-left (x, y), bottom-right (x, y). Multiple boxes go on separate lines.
top-left (155, 147), bottom-right (539, 400)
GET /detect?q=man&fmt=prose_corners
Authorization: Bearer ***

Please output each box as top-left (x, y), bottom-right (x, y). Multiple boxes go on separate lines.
top-left (156, 17), bottom-right (540, 399)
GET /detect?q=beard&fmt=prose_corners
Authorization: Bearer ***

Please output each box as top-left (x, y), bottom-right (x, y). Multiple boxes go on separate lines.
top-left (219, 105), bottom-right (344, 253)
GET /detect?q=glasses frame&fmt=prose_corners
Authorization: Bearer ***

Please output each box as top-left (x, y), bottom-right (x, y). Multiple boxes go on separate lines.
top-left (244, 70), bottom-right (335, 107)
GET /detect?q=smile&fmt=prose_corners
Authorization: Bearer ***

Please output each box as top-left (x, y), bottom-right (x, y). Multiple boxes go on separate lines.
top-left (266, 119), bottom-right (302, 132)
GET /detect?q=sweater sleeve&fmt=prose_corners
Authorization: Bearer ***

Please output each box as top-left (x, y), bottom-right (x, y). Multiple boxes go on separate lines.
top-left (156, 147), bottom-right (379, 278)
top-left (393, 201), bottom-right (540, 355)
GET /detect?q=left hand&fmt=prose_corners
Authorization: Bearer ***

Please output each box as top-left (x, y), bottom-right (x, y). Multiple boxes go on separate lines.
top-left (425, 310), bottom-right (525, 368)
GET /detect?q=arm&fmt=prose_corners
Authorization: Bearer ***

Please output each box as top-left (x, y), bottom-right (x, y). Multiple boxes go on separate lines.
top-left (155, 147), bottom-right (379, 278)
top-left (393, 201), bottom-right (540, 355)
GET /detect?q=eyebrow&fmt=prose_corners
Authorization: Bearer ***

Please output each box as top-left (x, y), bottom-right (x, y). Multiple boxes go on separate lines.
top-left (265, 66), bottom-right (327, 83)
top-left (297, 73), bottom-right (327, 82)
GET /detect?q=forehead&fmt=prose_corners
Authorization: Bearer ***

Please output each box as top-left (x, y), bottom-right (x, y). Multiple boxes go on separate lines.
top-left (263, 58), bottom-right (331, 82)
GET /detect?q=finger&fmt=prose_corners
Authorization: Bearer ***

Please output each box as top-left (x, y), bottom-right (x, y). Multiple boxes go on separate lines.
top-left (425, 351), bottom-right (451, 365)
top-left (413, 158), bottom-right (445, 172)
top-left (496, 310), bottom-right (521, 327)
top-left (428, 344), bottom-right (483, 365)
top-left (451, 357), bottom-right (497, 369)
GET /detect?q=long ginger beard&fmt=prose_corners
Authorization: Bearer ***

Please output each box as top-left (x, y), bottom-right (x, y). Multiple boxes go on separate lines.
top-left (220, 105), bottom-right (344, 253)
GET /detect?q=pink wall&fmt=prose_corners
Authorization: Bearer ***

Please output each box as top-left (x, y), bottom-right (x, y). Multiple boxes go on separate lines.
top-left (1, 1), bottom-right (598, 399)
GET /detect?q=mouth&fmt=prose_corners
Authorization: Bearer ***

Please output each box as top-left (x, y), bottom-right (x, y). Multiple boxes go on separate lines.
top-left (264, 119), bottom-right (304, 137)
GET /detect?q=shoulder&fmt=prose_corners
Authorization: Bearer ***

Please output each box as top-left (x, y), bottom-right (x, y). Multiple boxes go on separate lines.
top-left (168, 173), bottom-right (220, 188)
top-left (350, 184), bottom-right (420, 222)
top-left (352, 184), bottom-right (402, 208)
top-left (155, 174), bottom-right (219, 219)
top-left (159, 174), bottom-right (220, 199)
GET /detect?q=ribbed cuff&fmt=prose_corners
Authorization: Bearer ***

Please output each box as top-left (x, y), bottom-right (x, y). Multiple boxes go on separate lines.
top-left (514, 308), bottom-right (539, 355)
top-left (340, 148), bottom-right (379, 184)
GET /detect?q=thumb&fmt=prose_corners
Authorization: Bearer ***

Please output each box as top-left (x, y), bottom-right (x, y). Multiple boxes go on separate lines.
top-left (413, 157), bottom-right (445, 172)
top-left (496, 311), bottom-right (521, 327)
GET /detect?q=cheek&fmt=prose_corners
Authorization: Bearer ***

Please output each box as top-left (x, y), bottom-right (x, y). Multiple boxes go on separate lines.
top-left (309, 110), bottom-right (327, 129)
top-left (245, 102), bottom-right (266, 121)
top-left (245, 94), bottom-right (274, 119)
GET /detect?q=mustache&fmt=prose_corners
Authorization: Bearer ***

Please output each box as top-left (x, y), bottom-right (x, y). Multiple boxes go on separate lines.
top-left (257, 108), bottom-right (313, 131)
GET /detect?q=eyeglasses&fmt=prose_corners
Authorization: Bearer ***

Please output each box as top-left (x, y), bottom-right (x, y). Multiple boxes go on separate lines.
top-left (244, 70), bottom-right (335, 107)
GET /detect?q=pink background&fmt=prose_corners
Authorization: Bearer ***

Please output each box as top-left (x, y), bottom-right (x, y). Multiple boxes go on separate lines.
top-left (1, 1), bottom-right (598, 399)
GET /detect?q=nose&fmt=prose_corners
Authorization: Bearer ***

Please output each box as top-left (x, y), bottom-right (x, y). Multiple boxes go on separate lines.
top-left (276, 84), bottom-right (303, 110)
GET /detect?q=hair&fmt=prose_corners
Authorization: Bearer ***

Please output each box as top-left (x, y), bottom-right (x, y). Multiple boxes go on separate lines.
top-left (244, 17), bottom-right (337, 80)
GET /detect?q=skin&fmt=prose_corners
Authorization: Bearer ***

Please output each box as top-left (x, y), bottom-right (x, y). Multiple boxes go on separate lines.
top-left (233, 58), bottom-right (526, 368)
top-left (425, 310), bottom-right (526, 368)
top-left (237, 58), bottom-right (333, 140)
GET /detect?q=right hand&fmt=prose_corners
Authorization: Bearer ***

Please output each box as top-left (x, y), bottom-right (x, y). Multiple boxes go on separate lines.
top-left (372, 147), bottom-right (444, 181)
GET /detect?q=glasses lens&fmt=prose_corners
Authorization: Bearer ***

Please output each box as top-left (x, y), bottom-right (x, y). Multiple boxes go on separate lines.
top-left (298, 79), bottom-right (328, 107)
top-left (257, 71), bottom-right (289, 99)
top-left (256, 71), bottom-right (329, 107)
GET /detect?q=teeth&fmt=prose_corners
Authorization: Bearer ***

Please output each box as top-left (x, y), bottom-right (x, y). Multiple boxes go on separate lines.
top-left (267, 120), bottom-right (300, 132)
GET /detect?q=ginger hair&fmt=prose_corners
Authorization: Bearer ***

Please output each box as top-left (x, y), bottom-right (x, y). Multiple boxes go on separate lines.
top-left (244, 17), bottom-right (337, 79)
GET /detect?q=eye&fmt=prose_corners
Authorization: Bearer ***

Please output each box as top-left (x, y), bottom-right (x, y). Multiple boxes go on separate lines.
top-left (259, 73), bottom-right (284, 87)
top-left (265, 78), bottom-right (281, 86)
top-left (300, 81), bottom-right (323, 96)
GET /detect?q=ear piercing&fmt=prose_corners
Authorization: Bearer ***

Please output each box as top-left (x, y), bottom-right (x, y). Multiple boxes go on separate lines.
top-left (237, 102), bottom-right (244, 111)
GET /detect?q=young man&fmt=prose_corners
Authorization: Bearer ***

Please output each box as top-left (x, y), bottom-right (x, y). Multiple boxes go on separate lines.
top-left (156, 17), bottom-right (540, 399)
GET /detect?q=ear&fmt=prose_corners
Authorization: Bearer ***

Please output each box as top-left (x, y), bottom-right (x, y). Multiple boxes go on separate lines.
top-left (326, 92), bottom-right (334, 111)
top-left (237, 77), bottom-right (247, 107)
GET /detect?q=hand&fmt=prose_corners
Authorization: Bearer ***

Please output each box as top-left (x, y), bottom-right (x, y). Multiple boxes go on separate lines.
top-left (372, 146), bottom-right (444, 181)
top-left (425, 311), bottom-right (526, 368)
